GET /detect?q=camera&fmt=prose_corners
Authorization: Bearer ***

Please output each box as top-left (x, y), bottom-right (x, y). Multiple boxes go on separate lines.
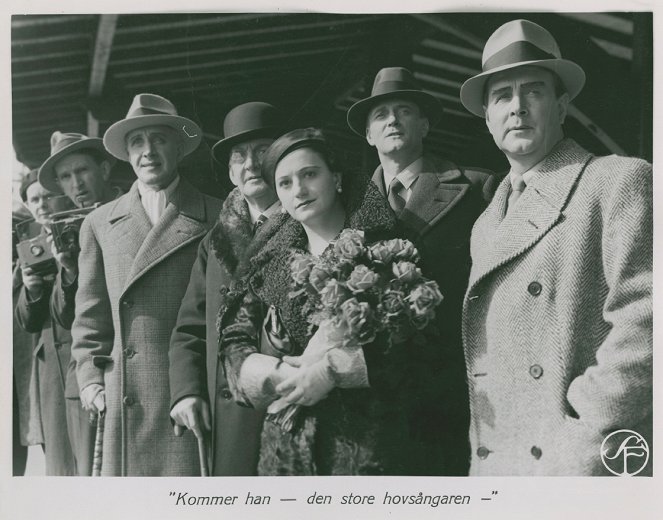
top-left (15, 218), bottom-right (56, 275)
top-left (49, 204), bottom-right (100, 255)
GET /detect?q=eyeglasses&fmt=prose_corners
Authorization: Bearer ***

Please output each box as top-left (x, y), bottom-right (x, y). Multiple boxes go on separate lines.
top-left (229, 145), bottom-right (268, 165)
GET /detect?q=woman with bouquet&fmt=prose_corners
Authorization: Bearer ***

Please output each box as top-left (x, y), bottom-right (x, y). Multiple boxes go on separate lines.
top-left (219, 128), bottom-right (447, 475)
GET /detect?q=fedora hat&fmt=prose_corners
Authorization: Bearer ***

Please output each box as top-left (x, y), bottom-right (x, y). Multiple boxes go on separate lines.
top-left (103, 93), bottom-right (202, 161)
top-left (38, 131), bottom-right (115, 194)
top-left (460, 19), bottom-right (586, 117)
top-left (211, 102), bottom-right (283, 163)
top-left (346, 67), bottom-right (443, 136)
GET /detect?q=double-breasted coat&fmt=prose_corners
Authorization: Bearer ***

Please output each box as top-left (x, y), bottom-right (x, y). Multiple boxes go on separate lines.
top-left (371, 155), bottom-right (494, 475)
top-left (463, 139), bottom-right (653, 475)
top-left (168, 188), bottom-right (266, 475)
top-left (72, 178), bottom-right (221, 476)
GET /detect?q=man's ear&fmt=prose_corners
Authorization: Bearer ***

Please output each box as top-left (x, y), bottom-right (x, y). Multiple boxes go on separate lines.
top-left (101, 160), bottom-right (112, 182)
top-left (557, 92), bottom-right (570, 124)
top-left (228, 163), bottom-right (239, 187)
top-left (365, 126), bottom-right (375, 147)
top-left (421, 117), bottom-right (430, 138)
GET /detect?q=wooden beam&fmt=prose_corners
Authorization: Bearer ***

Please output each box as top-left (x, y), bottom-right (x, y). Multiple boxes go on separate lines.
top-left (11, 15), bottom-right (95, 29)
top-left (88, 15), bottom-right (118, 137)
top-left (559, 13), bottom-right (633, 35)
top-left (114, 13), bottom-right (284, 35)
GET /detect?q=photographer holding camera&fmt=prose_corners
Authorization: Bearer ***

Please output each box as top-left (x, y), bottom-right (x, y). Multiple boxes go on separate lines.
top-left (35, 131), bottom-right (123, 475)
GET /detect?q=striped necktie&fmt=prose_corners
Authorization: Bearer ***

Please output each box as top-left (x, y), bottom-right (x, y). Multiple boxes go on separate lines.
top-left (387, 178), bottom-right (406, 215)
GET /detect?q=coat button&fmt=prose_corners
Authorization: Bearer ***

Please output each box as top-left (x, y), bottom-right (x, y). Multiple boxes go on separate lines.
top-left (123, 396), bottom-right (135, 406)
top-left (527, 281), bottom-right (542, 296)
top-left (121, 299), bottom-right (133, 308)
top-left (531, 446), bottom-right (543, 459)
top-left (220, 389), bottom-right (232, 400)
top-left (529, 364), bottom-right (544, 379)
top-left (123, 348), bottom-right (136, 359)
top-left (476, 446), bottom-right (490, 460)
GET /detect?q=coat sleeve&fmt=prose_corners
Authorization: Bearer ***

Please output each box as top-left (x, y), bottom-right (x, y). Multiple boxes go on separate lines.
top-left (14, 275), bottom-right (51, 334)
top-left (50, 268), bottom-right (77, 330)
top-left (71, 216), bottom-right (114, 392)
top-left (566, 159), bottom-right (653, 434)
top-left (168, 234), bottom-right (209, 409)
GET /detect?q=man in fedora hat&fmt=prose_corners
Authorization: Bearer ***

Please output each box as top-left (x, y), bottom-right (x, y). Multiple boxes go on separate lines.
top-left (460, 19), bottom-right (652, 475)
top-left (71, 93), bottom-right (222, 476)
top-left (168, 101), bottom-right (283, 475)
top-left (347, 66), bottom-right (494, 475)
top-left (32, 131), bottom-right (122, 475)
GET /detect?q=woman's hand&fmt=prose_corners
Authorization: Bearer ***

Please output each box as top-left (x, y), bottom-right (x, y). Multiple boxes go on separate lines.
top-left (274, 357), bottom-right (335, 406)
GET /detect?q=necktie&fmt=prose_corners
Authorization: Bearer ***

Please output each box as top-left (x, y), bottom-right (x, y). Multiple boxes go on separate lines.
top-left (252, 214), bottom-right (267, 235)
top-left (387, 178), bottom-right (406, 215)
top-left (141, 189), bottom-right (167, 225)
top-left (507, 174), bottom-right (527, 215)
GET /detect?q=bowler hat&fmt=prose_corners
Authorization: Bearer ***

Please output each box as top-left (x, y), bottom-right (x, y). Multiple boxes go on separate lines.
top-left (211, 102), bottom-right (283, 163)
top-left (38, 131), bottom-right (115, 193)
top-left (103, 93), bottom-right (202, 161)
top-left (346, 67), bottom-right (443, 136)
top-left (460, 19), bottom-right (586, 117)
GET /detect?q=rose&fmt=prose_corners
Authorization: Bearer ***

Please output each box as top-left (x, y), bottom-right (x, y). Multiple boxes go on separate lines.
top-left (309, 265), bottom-right (333, 292)
top-left (334, 229), bottom-right (365, 260)
top-left (340, 297), bottom-right (377, 345)
top-left (410, 312), bottom-right (431, 330)
top-left (346, 264), bottom-right (380, 294)
top-left (392, 239), bottom-right (420, 263)
top-left (392, 261), bottom-right (422, 284)
top-left (381, 289), bottom-right (407, 317)
top-left (290, 253), bottom-right (315, 285)
top-left (409, 280), bottom-right (443, 318)
top-left (320, 279), bottom-right (350, 309)
top-left (367, 242), bottom-right (395, 265)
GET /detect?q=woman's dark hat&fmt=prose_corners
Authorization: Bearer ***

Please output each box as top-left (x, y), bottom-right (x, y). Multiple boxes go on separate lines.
top-left (346, 67), bottom-right (443, 136)
top-left (211, 102), bottom-right (283, 163)
top-left (261, 127), bottom-right (329, 189)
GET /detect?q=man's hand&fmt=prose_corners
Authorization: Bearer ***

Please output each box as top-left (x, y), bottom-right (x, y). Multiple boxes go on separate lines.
top-left (170, 396), bottom-right (211, 440)
top-left (21, 266), bottom-right (44, 301)
top-left (50, 241), bottom-right (78, 283)
top-left (80, 383), bottom-right (105, 413)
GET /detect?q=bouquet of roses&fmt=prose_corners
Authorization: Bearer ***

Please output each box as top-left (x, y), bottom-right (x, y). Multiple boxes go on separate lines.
top-left (267, 229), bottom-right (443, 432)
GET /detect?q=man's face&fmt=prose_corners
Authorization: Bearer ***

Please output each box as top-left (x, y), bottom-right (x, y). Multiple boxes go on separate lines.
top-left (484, 66), bottom-right (569, 164)
top-left (228, 138), bottom-right (276, 203)
top-left (54, 151), bottom-right (110, 208)
top-left (366, 98), bottom-right (429, 158)
top-left (126, 125), bottom-right (181, 189)
top-left (25, 182), bottom-right (54, 226)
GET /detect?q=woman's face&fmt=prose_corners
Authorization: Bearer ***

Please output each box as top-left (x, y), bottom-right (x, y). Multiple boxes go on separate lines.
top-left (274, 147), bottom-right (342, 226)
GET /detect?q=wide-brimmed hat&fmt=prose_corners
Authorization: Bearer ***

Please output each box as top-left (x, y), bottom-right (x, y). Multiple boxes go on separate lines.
top-left (38, 131), bottom-right (115, 193)
top-left (103, 93), bottom-right (202, 161)
top-left (460, 19), bottom-right (586, 117)
top-left (211, 102), bottom-right (283, 163)
top-left (346, 67), bottom-right (443, 136)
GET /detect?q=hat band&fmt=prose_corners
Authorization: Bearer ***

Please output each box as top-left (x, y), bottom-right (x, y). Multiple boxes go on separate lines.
top-left (128, 106), bottom-right (175, 117)
top-left (483, 41), bottom-right (558, 73)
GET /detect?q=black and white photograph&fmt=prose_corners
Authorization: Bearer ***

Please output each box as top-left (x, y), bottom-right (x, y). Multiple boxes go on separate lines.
top-left (2, 0), bottom-right (660, 518)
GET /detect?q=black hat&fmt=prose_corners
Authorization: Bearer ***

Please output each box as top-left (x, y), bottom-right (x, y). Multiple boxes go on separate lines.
top-left (19, 170), bottom-right (40, 203)
top-left (346, 67), bottom-right (443, 136)
top-left (211, 102), bottom-right (283, 163)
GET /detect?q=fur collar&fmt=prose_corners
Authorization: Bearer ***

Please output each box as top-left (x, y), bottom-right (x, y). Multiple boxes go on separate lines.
top-left (210, 187), bottom-right (255, 275)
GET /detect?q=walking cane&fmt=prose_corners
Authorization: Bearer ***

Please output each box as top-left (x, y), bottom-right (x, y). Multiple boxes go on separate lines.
top-left (92, 410), bottom-right (105, 476)
top-left (197, 433), bottom-right (209, 477)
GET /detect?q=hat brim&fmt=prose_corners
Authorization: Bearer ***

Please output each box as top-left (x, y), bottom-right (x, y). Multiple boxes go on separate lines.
top-left (211, 126), bottom-right (282, 164)
top-left (103, 114), bottom-right (202, 161)
top-left (460, 59), bottom-right (586, 117)
top-left (346, 90), bottom-right (444, 137)
top-left (38, 138), bottom-right (115, 194)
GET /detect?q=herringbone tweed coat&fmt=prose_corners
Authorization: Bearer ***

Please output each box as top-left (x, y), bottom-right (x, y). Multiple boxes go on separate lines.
top-left (72, 178), bottom-right (221, 476)
top-left (463, 139), bottom-right (653, 476)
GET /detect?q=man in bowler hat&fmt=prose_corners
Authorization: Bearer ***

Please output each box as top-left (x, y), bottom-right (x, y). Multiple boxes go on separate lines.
top-left (168, 102), bottom-right (283, 475)
top-left (346, 67), bottom-right (494, 475)
top-left (460, 19), bottom-right (652, 475)
top-left (71, 93), bottom-right (221, 475)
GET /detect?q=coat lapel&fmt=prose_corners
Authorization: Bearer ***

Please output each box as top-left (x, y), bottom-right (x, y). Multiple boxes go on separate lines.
top-left (123, 178), bottom-right (209, 292)
top-left (468, 139), bottom-right (594, 287)
top-left (106, 183), bottom-right (152, 262)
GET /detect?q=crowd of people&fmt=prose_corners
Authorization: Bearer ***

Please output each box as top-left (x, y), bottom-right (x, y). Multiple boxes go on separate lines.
top-left (12, 19), bottom-right (652, 477)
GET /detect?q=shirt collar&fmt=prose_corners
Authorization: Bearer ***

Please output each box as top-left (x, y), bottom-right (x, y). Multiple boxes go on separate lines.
top-left (384, 156), bottom-right (424, 192)
top-left (246, 199), bottom-right (281, 224)
top-left (137, 175), bottom-right (180, 198)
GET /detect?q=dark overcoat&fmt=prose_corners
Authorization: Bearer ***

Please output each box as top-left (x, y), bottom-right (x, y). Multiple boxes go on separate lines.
top-left (71, 178), bottom-right (221, 476)
top-left (371, 155), bottom-right (494, 475)
top-left (168, 187), bottom-right (266, 475)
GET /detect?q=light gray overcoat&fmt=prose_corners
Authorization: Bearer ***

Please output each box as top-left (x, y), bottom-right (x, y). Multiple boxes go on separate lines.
top-left (72, 178), bottom-right (221, 476)
top-left (463, 139), bottom-right (652, 476)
